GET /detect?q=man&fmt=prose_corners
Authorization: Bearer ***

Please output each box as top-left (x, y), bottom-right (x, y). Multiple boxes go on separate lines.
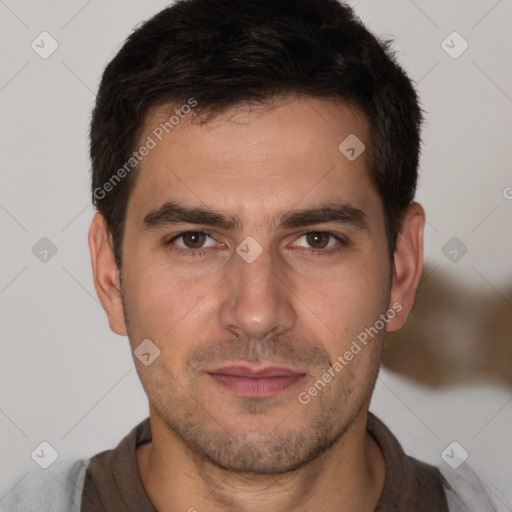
top-left (0, 0), bottom-right (497, 510)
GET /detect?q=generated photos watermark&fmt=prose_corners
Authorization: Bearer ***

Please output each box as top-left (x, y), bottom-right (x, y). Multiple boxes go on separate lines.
top-left (298, 301), bottom-right (402, 405)
top-left (93, 97), bottom-right (197, 201)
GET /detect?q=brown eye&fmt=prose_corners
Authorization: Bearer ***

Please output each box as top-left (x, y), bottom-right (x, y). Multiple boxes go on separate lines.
top-left (294, 231), bottom-right (346, 255)
top-left (181, 231), bottom-right (207, 248)
top-left (305, 232), bottom-right (330, 249)
top-left (166, 230), bottom-right (219, 256)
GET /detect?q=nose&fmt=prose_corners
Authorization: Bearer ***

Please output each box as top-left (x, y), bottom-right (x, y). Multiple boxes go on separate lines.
top-left (218, 243), bottom-right (297, 340)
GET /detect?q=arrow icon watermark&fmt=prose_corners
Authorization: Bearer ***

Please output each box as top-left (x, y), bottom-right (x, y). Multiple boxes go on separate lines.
top-left (32, 237), bottom-right (58, 263)
top-left (338, 134), bottom-right (365, 161)
top-left (31, 441), bottom-right (59, 469)
top-left (236, 236), bottom-right (263, 263)
top-left (442, 236), bottom-right (468, 263)
top-left (134, 339), bottom-right (161, 366)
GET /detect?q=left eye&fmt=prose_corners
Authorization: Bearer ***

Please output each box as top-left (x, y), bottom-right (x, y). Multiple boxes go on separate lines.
top-left (172, 231), bottom-right (217, 249)
top-left (295, 232), bottom-right (341, 250)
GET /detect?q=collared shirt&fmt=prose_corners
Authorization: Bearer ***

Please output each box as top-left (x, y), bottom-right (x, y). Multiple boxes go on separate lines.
top-left (0, 412), bottom-right (498, 511)
top-left (81, 412), bottom-right (447, 511)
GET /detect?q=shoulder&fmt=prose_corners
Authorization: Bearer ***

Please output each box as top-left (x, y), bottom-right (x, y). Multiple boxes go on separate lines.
top-left (0, 457), bottom-right (90, 512)
top-left (438, 463), bottom-right (500, 512)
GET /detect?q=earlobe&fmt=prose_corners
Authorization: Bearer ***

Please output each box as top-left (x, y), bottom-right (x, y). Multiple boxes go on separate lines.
top-left (386, 202), bottom-right (425, 332)
top-left (88, 212), bottom-right (128, 336)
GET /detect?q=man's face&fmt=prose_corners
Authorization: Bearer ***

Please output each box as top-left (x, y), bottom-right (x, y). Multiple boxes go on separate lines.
top-left (116, 96), bottom-right (395, 474)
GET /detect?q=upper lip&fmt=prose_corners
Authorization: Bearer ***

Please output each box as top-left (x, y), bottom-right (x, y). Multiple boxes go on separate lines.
top-left (207, 365), bottom-right (306, 378)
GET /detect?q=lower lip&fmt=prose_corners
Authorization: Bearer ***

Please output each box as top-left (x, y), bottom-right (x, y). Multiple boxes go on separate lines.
top-left (208, 373), bottom-right (305, 397)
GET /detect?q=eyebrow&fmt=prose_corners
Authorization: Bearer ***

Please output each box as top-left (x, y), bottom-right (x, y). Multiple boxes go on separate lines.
top-left (141, 200), bottom-right (368, 232)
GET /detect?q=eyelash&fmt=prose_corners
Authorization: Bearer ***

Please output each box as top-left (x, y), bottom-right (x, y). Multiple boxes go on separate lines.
top-left (164, 230), bottom-right (347, 258)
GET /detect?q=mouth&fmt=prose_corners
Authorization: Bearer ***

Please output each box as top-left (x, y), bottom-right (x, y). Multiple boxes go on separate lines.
top-left (206, 365), bottom-right (307, 397)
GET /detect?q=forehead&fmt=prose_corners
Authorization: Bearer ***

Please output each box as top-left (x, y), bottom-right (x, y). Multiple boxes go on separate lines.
top-left (128, 96), bottom-right (379, 224)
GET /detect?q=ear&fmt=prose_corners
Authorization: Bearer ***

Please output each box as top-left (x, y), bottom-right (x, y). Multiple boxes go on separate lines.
top-left (88, 212), bottom-right (127, 336)
top-left (386, 202), bottom-right (425, 332)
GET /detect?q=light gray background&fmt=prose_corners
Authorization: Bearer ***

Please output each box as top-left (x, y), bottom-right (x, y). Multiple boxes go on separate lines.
top-left (0, 0), bottom-right (511, 508)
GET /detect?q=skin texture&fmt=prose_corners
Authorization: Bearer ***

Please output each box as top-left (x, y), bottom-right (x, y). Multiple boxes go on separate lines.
top-left (89, 95), bottom-right (425, 512)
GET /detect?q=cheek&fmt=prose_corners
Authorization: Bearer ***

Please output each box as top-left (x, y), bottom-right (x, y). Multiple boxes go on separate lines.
top-left (125, 263), bottom-right (217, 345)
top-left (304, 257), bottom-right (390, 346)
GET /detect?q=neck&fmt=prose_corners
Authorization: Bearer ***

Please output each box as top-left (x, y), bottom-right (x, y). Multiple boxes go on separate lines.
top-left (136, 408), bottom-right (385, 512)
